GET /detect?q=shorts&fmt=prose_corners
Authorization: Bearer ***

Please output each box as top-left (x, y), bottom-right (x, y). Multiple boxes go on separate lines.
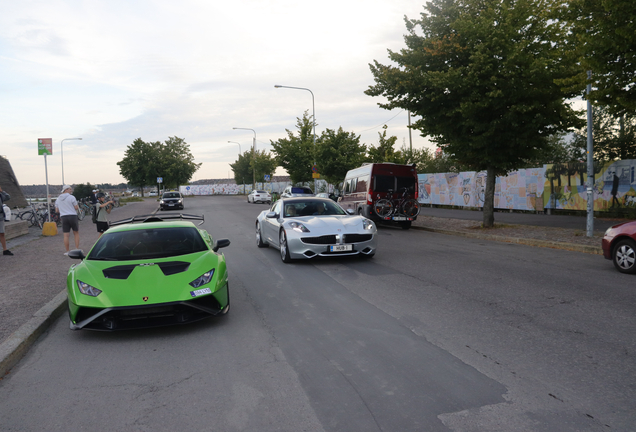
top-left (61, 215), bottom-right (79, 233)
top-left (96, 221), bottom-right (109, 233)
top-left (0, 218), bottom-right (4, 234)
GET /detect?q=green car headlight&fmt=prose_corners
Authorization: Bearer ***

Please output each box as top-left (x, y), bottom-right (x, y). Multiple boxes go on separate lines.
top-left (190, 269), bottom-right (215, 288)
top-left (77, 280), bottom-right (102, 297)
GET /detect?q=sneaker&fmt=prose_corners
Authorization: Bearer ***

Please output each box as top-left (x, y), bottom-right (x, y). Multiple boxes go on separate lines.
top-left (63, 252), bottom-right (69, 256)
top-left (3, 250), bottom-right (13, 256)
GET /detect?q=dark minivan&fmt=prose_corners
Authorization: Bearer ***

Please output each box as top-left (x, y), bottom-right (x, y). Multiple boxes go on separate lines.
top-left (338, 163), bottom-right (419, 229)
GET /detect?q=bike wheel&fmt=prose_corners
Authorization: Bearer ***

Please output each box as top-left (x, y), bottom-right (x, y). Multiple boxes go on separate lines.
top-left (401, 199), bottom-right (420, 217)
top-left (373, 199), bottom-right (393, 218)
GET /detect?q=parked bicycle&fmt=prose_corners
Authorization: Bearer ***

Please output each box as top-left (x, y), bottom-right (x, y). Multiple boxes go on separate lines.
top-left (34, 205), bottom-right (61, 227)
top-left (17, 203), bottom-right (43, 229)
top-left (373, 188), bottom-right (420, 219)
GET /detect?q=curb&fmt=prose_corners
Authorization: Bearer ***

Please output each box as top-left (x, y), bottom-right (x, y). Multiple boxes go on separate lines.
top-left (412, 225), bottom-right (603, 255)
top-left (0, 290), bottom-right (67, 378)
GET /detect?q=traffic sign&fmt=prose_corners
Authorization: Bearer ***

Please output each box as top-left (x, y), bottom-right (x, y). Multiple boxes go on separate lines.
top-left (264, 175), bottom-right (270, 181)
top-left (38, 138), bottom-right (52, 156)
top-left (157, 177), bottom-right (163, 183)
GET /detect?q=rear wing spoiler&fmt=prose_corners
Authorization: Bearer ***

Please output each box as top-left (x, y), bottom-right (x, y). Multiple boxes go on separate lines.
top-left (110, 213), bottom-right (205, 227)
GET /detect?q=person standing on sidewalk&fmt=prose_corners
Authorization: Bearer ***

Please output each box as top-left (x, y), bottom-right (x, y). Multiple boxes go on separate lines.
top-left (0, 185), bottom-right (13, 256)
top-left (55, 185), bottom-right (80, 255)
top-left (95, 192), bottom-right (113, 238)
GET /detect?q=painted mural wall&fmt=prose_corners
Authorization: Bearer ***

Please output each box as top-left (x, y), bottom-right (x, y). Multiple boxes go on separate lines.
top-left (418, 159), bottom-right (636, 212)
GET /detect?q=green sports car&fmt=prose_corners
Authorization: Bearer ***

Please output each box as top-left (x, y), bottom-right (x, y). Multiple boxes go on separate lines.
top-left (66, 214), bottom-right (230, 331)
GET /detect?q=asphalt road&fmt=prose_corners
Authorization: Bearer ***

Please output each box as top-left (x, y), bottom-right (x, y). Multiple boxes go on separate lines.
top-left (0, 196), bottom-right (634, 431)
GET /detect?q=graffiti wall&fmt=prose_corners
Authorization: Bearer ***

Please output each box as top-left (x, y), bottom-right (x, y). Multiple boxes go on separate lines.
top-left (547, 160), bottom-right (636, 211)
top-left (418, 159), bottom-right (636, 212)
top-left (418, 168), bottom-right (547, 211)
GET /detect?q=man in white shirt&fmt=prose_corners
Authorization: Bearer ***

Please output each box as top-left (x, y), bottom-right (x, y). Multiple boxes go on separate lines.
top-left (55, 185), bottom-right (80, 255)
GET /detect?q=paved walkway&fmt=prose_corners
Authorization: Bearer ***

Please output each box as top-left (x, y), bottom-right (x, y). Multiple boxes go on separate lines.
top-left (417, 206), bottom-right (620, 232)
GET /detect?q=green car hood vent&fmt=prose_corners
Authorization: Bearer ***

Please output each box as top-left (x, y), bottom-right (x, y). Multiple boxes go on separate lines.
top-left (103, 261), bottom-right (191, 279)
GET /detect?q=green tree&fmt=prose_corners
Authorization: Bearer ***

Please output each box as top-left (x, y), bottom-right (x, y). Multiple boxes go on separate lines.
top-left (366, 0), bottom-right (580, 227)
top-left (270, 111), bottom-right (316, 184)
top-left (117, 138), bottom-right (154, 197)
top-left (230, 152), bottom-right (251, 188)
top-left (251, 150), bottom-right (278, 184)
top-left (72, 183), bottom-right (96, 201)
top-left (563, 0), bottom-right (636, 115)
top-left (315, 127), bottom-right (367, 186)
top-left (117, 137), bottom-right (200, 194)
top-left (572, 106), bottom-right (636, 162)
top-left (367, 125), bottom-right (399, 163)
top-left (152, 136), bottom-right (201, 189)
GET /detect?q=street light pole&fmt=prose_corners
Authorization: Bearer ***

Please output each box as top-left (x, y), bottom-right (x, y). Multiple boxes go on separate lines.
top-left (274, 85), bottom-right (316, 192)
top-left (233, 128), bottom-right (256, 189)
top-left (228, 141), bottom-right (241, 155)
top-left (61, 137), bottom-right (82, 185)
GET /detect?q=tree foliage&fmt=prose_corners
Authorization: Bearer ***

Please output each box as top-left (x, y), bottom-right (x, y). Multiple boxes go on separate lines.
top-left (230, 152), bottom-right (252, 186)
top-left (365, 0), bottom-right (580, 226)
top-left (367, 125), bottom-right (400, 163)
top-left (72, 183), bottom-right (96, 201)
top-left (315, 127), bottom-right (367, 186)
top-left (117, 137), bottom-right (200, 194)
top-left (252, 150), bottom-right (278, 184)
top-left (563, 0), bottom-right (636, 115)
top-left (572, 106), bottom-right (636, 161)
top-left (270, 111), bottom-right (316, 184)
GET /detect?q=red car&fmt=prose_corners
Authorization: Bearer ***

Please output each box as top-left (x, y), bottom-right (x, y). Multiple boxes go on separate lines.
top-left (602, 221), bottom-right (636, 274)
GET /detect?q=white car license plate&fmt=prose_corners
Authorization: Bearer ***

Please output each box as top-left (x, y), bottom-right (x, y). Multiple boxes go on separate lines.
top-left (330, 244), bottom-right (352, 252)
top-left (392, 216), bottom-right (406, 221)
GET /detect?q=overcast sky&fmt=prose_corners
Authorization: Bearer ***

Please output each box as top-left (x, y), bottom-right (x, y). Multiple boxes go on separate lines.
top-left (1, 0), bottom-right (433, 187)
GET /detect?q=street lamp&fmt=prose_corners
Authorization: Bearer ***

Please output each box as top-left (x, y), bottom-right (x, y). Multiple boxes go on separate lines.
top-left (228, 141), bottom-right (241, 155)
top-left (274, 85), bottom-right (316, 191)
top-left (232, 128), bottom-right (256, 188)
top-left (61, 137), bottom-right (82, 185)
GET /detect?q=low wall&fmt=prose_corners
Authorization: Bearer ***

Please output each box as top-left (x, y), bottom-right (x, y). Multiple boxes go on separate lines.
top-left (5, 220), bottom-right (28, 240)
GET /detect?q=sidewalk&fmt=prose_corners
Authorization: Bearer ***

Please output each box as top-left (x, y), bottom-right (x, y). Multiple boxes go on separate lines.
top-left (411, 207), bottom-right (617, 255)
top-left (0, 199), bottom-right (159, 378)
top-left (0, 200), bottom-right (621, 378)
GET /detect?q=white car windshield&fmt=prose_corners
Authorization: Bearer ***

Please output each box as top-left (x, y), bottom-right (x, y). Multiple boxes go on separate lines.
top-left (283, 200), bottom-right (347, 217)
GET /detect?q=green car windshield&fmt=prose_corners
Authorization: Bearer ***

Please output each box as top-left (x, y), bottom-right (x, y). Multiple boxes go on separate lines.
top-left (87, 227), bottom-right (208, 261)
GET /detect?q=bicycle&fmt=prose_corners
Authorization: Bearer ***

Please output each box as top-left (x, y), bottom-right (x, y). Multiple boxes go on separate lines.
top-left (17, 203), bottom-right (43, 228)
top-left (77, 198), bottom-right (93, 221)
top-left (373, 188), bottom-right (420, 219)
top-left (36, 205), bottom-right (61, 227)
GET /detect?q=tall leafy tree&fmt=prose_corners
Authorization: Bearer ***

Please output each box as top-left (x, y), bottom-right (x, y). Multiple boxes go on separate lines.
top-left (572, 106), bottom-right (636, 161)
top-left (251, 150), bottom-right (278, 184)
top-left (563, 0), bottom-right (636, 115)
top-left (366, 0), bottom-right (580, 227)
top-left (315, 127), bottom-right (367, 186)
top-left (117, 138), bottom-right (154, 197)
top-left (158, 136), bottom-right (201, 189)
top-left (117, 137), bottom-right (200, 193)
top-left (230, 152), bottom-right (252, 187)
top-left (270, 111), bottom-right (316, 184)
top-left (367, 125), bottom-right (399, 163)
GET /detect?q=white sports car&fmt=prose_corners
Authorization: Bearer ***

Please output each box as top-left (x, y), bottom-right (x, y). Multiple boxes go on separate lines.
top-left (255, 197), bottom-right (377, 263)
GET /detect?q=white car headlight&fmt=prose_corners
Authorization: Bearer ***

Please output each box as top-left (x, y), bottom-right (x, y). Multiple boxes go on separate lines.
top-left (362, 219), bottom-right (375, 230)
top-left (160, 200), bottom-right (165, 204)
top-left (190, 269), bottom-right (215, 288)
top-left (77, 280), bottom-right (102, 297)
top-left (288, 222), bottom-right (310, 233)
